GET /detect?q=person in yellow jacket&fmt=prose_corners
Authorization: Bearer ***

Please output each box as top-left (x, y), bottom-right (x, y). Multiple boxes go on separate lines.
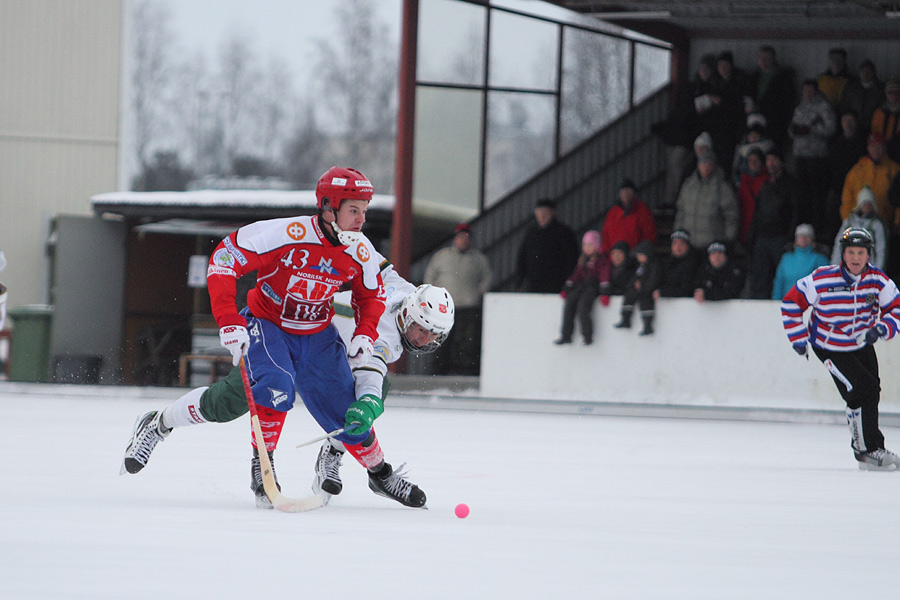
top-left (841, 133), bottom-right (900, 226)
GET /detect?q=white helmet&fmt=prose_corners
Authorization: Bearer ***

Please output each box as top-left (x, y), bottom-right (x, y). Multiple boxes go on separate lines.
top-left (397, 284), bottom-right (455, 354)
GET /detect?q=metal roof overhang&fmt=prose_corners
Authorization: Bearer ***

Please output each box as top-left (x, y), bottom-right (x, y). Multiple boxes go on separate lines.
top-left (544, 0), bottom-right (900, 38)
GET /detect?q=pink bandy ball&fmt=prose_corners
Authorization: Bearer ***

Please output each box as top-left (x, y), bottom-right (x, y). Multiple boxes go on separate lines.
top-left (454, 503), bottom-right (470, 518)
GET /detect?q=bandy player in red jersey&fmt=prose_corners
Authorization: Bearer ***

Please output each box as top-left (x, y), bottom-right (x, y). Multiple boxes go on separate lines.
top-left (122, 167), bottom-right (426, 508)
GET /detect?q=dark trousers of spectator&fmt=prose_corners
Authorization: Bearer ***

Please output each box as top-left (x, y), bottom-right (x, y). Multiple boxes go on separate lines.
top-left (750, 236), bottom-right (788, 299)
top-left (794, 156), bottom-right (831, 241)
top-left (559, 284), bottom-right (600, 344)
top-left (812, 344), bottom-right (885, 452)
top-left (431, 305), bottom-right (482, 376)
top-left (620, 289), bottom-right (655, 333)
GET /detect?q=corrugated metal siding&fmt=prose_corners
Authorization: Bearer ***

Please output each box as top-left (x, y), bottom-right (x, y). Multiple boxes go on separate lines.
top-left (0, 0), bottom-right (120, 306)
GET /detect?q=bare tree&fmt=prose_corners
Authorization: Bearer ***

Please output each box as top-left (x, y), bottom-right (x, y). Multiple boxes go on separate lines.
top-left (130, 0), bottom-right (177, 186)
top-left (217, 33), bottom-right (263, 171)
top-left (313, 0), bottom-right (398, 187)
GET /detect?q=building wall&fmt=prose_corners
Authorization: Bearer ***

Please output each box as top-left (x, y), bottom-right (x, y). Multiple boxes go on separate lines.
top-left (0, 0), bottom-right (121, 308)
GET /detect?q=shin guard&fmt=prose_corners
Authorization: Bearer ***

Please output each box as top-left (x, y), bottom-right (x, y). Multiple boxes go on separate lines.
top-left (253, 405), bottom-right (287, 452)
top-left (344, 431), bottom-right (385, 471)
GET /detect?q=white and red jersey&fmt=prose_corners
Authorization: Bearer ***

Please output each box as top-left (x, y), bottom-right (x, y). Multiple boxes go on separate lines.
top-left (207, 215), bottom-right (385, 340)
top-left (781, 263), bottom-right (900, 351)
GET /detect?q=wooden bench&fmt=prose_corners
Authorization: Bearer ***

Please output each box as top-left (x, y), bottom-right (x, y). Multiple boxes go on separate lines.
top-left (178, 353), bottom-right (233, 387)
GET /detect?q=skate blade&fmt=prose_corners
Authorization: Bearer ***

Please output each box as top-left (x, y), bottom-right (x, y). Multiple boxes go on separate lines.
top-left (857, 462), bottom-right (897, 471)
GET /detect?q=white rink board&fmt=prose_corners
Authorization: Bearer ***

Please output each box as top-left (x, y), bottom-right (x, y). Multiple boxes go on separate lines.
top-left (481, 293), bottom-right (900, 411)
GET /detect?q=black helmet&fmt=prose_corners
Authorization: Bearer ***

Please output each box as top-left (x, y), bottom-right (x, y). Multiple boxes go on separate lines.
top-left (839, 227), bottom-right (874, 253)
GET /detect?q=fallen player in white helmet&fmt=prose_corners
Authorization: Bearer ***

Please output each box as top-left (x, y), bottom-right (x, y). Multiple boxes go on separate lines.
top-left (120, 251), bottom-right (455, 510)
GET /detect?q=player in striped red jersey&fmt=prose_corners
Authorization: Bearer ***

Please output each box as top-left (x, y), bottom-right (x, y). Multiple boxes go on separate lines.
top-left (781, 227), bottom-right (900, 470)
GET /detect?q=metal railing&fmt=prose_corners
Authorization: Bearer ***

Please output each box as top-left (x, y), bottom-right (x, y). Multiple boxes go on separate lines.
top-left (411, 86), bottom-right (670, 291)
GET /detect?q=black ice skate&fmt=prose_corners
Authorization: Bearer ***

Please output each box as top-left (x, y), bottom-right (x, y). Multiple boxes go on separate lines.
top-left (121, 410), bottom-right (170, 475)
top-left (854, 448), bottom-right (900, 471)
top-left (251, 447), bottom-right (281, 509)
top-left (367, 462), bottom-right (427, 508)
top-left (312, 441), bottom-right (344, 504)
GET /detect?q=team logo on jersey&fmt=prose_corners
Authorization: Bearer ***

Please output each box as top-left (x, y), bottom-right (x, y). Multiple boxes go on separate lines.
top-left (311, 257), bottom-right (338, 276)
top-left (866, 293), bottom-right (877, 306)
top-left (269, 388), bottom-right (289, 407)
top-left (356, 244), bottom-right (370, 262)
top-left (375, 345), bottom-right (390, 363)
top-left (213, 248), bottom-right (235, 268)
top-left (286, 222), bottom-right (306, 241)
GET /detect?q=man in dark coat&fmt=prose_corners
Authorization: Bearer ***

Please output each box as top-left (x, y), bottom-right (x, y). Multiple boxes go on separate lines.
top-left (516, 199), bottom-right (580, 293)
top-left (655, 229), bottom-right (701, 299)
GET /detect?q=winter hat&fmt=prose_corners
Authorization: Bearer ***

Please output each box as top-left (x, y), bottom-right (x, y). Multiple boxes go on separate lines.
top-left (535, 198), bottom-right (556, 209)
top-left (746, 112), bottom-right (767, 132)
top-left (611, 240), bottom-right (630, 254)
top-left (670, 229), bottom-right (691, 243)
top-left (694, 131), bottom-right (713, 151)
top-left (794, 223), bottom-right (814, 239)
top-left (707, 242), bottom-right (727, 255)
top-left (766, 147), bottom-right (784, 162)
top-left (619, 178), bottom-right (637, 191)
top-left (868, 132), bottom-right (886, 146)
top-left (885, 78), bottom-right (900, 94)
top-left (454, 223), bottom-right (471, 234)
top-left (699, 54), bottom-right (716, 70)
top-left (856, 186), bottom-right (876, 209)
top-left (748, 147), bottom-right (767, 163)
top-left (634, 240), bottom-right (654, 257)
top-left (582, 230), bottom-right (601, 248)
top-left (716, 51), bottom-right (734, 65)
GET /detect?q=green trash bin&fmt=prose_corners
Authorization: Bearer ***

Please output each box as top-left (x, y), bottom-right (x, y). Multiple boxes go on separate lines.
top-left (8, 304), bottom-right (54, 383)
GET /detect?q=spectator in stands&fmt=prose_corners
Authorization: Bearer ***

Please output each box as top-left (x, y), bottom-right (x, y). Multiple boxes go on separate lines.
top-left (748, 148), bottom-right (799, 299)
top-left (871, 78), bottom-right (900, 163)
top-left (826, 110), bottom-right (869, 241)
top-left (615, 241), bottom-right (659, 336)
top-left (732, 113), bottom-right (774, 187)
top-left (600, 178), bottom-right (657, 255)
top-left (840, 133), bottom-right (900, 227)
top-left (554, 231), bottom-right (610, 346)
top-left (789, 79), bottom-right (836, 239)
top-left (694, 242), bottom-right (746, 302)
top-left (425, 223), bottom-right (492, 375)
top-left (771, 224), bottom-right (829, 300)
top-left (840, 59), bottom-right (883, 134)
top-left (654, 229), bottom-right (701, 300)
top-left (515, 198), bottom-right (580, 294)
top-left (673, 149), bottom-right (739, 251)
top-left (736, 148), bottom-right (768, 247)
top-left (690, 54), bottom-right (721, 145)
top-left (817, 47), bottom-right (855, 109)
top-left (832, 187), bottom-right (887, 270)
top-left (607, 240), bottom-right (633, 296)
top-left (749, 45), bottom-right (795, 149)
top-left (709, 51), bottom-right (748, 173)
top-left (653, 72), bottom-right (707, 207)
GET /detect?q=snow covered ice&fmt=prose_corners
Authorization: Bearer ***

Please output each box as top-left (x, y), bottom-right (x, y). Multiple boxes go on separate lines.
top-left (1, 384), bottom-right (898, 599)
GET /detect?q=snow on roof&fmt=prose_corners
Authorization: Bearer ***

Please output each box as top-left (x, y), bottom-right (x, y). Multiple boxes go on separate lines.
top-left (91, 190), bottom-right (395, 210)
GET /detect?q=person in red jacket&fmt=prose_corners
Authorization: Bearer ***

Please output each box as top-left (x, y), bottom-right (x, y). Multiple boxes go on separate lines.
top-left (600, 178), bottom-right (658, 254)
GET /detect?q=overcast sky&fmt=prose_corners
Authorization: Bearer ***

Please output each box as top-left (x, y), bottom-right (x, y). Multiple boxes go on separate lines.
top-left (164, 0), bottom-right (402, 86)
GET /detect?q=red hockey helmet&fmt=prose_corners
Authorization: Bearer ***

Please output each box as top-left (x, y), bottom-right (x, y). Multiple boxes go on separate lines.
top-left (315, 166), bottom-right (374, 212)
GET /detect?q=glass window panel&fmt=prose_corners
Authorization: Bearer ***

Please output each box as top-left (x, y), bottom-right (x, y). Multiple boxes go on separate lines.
top-left (413, 87), bottom-right (483, 219)
top-left (559, 28), bottom-right (631, 154)
top-left (484, 91), bottom-right (555, 207)
top-left (418, 0), bottom-right (486, 85)
top-left (634, 44), bottom-right (671, 104)
top-left (489, 11), bottom-right (558, 90)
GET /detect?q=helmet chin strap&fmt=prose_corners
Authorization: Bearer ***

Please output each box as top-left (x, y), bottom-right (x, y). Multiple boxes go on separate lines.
top-left (330, 219), bottom-right (362, 246)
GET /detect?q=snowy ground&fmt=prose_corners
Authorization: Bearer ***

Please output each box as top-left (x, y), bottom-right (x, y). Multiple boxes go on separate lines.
top-left (1, 386), bottom-right (898, 599)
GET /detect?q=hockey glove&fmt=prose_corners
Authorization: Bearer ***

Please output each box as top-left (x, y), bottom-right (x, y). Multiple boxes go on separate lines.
top-left (792, 342), bottom-right (808, 359)
top-left (344, 394), bottom-right (384, 436)
top-left (219, 325), bottom-right (250, 366)
top-left (347, 334), bottom-right (375, 369)
top-left (865, 323), bottom-right (888, 345)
